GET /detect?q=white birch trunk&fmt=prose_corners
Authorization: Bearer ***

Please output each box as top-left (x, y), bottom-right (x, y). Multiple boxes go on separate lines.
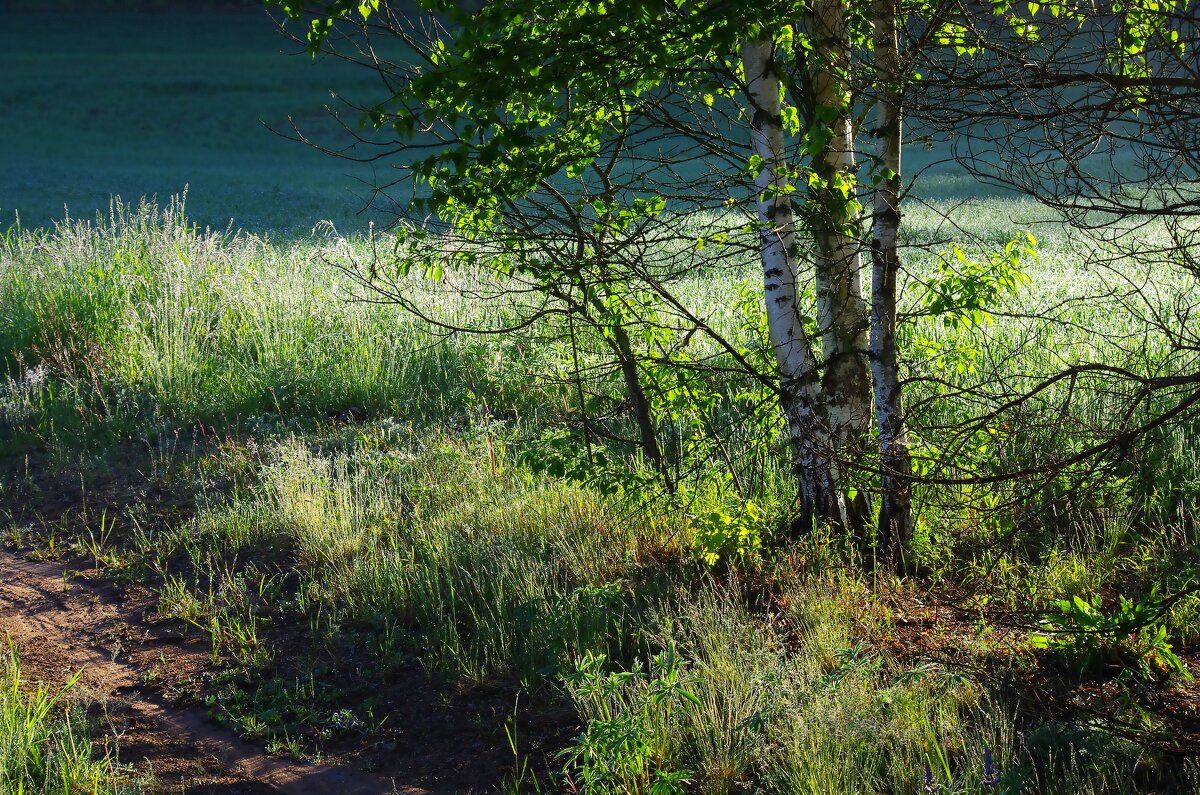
top-left (742, 37), bottom-right (841, 531)
top-left (869, 0), bottom-right (913, 571)
top-left (810, 0), bottom-right (873, 537)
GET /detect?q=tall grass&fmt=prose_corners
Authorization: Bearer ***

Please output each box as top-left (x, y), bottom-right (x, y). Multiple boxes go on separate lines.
top-left (0, 197), bottom-right (557, 446)
top-left (0, 649), bottom-right (129, 795)
top-left (3, 199), bottom-right (1199, 790)
top-left (559, 582), bottom-right (1196, 794)
top-left (169, 432), bottom-right (671, 683)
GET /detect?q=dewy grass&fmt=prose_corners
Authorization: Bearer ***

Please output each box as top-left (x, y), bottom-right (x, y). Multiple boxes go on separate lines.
top-left (557, 582), bottom-right (1001, 795)
top-left (0, 648), bottom-right (130, 795)
top-left (563, 582), bottom-right (1193, 794)
top-left (3, 198), bottom-right (1199, 789)
top-left (254, 435), bottom-right (659, 682)
top-left (0, 197), bottom-right (558, 444)
top-left (158, 429), bottom-right (668, 685)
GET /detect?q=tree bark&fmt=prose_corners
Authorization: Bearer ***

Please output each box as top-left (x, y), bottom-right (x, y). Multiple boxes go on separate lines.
top-left (869, 0), bottom-right (913, 572)
top-left (810, 0), bottom-right (873, 541)
top-left (609, 322), bottom-right (668, 483)
top-left (583, 291), bottom-right (669, 485)
top-left (743, 37), bottom-right (842, 533)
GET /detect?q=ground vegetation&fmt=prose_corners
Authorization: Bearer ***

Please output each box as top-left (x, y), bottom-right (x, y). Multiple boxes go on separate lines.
top-left (1, 3), bottom-right (1200, 792)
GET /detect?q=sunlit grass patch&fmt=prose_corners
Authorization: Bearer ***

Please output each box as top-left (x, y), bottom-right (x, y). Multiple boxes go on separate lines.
top-left (560, 581), bottom-right (997, 795)
top-left (0, 197), bottom-right (558, 450)
top-left (0, 648), bottom-right (133, 795)
top-left (2, 195), bottom-right (1199, 790)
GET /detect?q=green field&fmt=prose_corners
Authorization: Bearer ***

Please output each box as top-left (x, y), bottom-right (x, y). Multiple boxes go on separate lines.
top-left (0, 10), bottom-right (1001, 238)
top-left (0, 10), bottom-right (396, 235)
top-left (2, 7), bottom-right (1200, 795)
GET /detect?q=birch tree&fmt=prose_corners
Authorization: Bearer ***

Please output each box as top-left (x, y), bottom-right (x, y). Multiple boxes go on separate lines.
top-left (868, 0), bottom-right (912, 569)
top-left (263, 0), bottom-right (930, 567)
top-left (808, 0), bottom-right (873, 537)
top-left (742, 36), bottom-right (844, 535)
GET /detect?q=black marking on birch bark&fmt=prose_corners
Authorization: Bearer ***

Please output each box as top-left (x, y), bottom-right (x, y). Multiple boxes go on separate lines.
top-left (752, 108), bottom-right (784, 128)
top-left (765, 203), bottom-right (794, 224)
top-left (876, 206), bottom-right (901, 227)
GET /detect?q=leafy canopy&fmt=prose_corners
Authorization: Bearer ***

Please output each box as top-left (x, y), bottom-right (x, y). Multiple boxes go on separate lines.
top-left (269, 0), bottom-right (1190, 228)
top-left (265, 1), bottom-right (838, 231)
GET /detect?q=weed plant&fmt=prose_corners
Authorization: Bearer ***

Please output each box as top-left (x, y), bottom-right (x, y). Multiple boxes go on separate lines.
top-left (0, 649), bottom-right (131, 795)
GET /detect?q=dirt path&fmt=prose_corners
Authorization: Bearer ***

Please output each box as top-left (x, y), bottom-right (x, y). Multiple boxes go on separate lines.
top-left (0, 549), bottom-right (410, 795)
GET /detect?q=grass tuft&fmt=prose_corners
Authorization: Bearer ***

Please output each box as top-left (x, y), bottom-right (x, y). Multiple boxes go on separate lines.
top-left (0, 648), bottom-right (132, 795)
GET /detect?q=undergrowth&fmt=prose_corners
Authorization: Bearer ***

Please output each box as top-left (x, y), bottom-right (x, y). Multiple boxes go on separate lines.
top-left (2, 201), bottom-right (1199, 792)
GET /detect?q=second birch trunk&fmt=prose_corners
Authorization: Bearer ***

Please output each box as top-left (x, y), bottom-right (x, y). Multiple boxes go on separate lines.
top-left (810, 0), bottom-right (873, 540)
top-left (869, 0), bottom-right (913, 571)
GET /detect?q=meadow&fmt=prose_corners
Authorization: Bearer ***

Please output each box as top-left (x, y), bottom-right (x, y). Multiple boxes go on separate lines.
top-left (0, 9), bottom-right (395, 236)
top-left (2, 7), bottom-right (1200, 795)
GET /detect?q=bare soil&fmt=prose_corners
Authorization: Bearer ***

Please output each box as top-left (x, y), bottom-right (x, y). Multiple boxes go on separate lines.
top-left (0, 548), bottom-right (409, 794)
top-left (0, 445), bottom-right (572, 794)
